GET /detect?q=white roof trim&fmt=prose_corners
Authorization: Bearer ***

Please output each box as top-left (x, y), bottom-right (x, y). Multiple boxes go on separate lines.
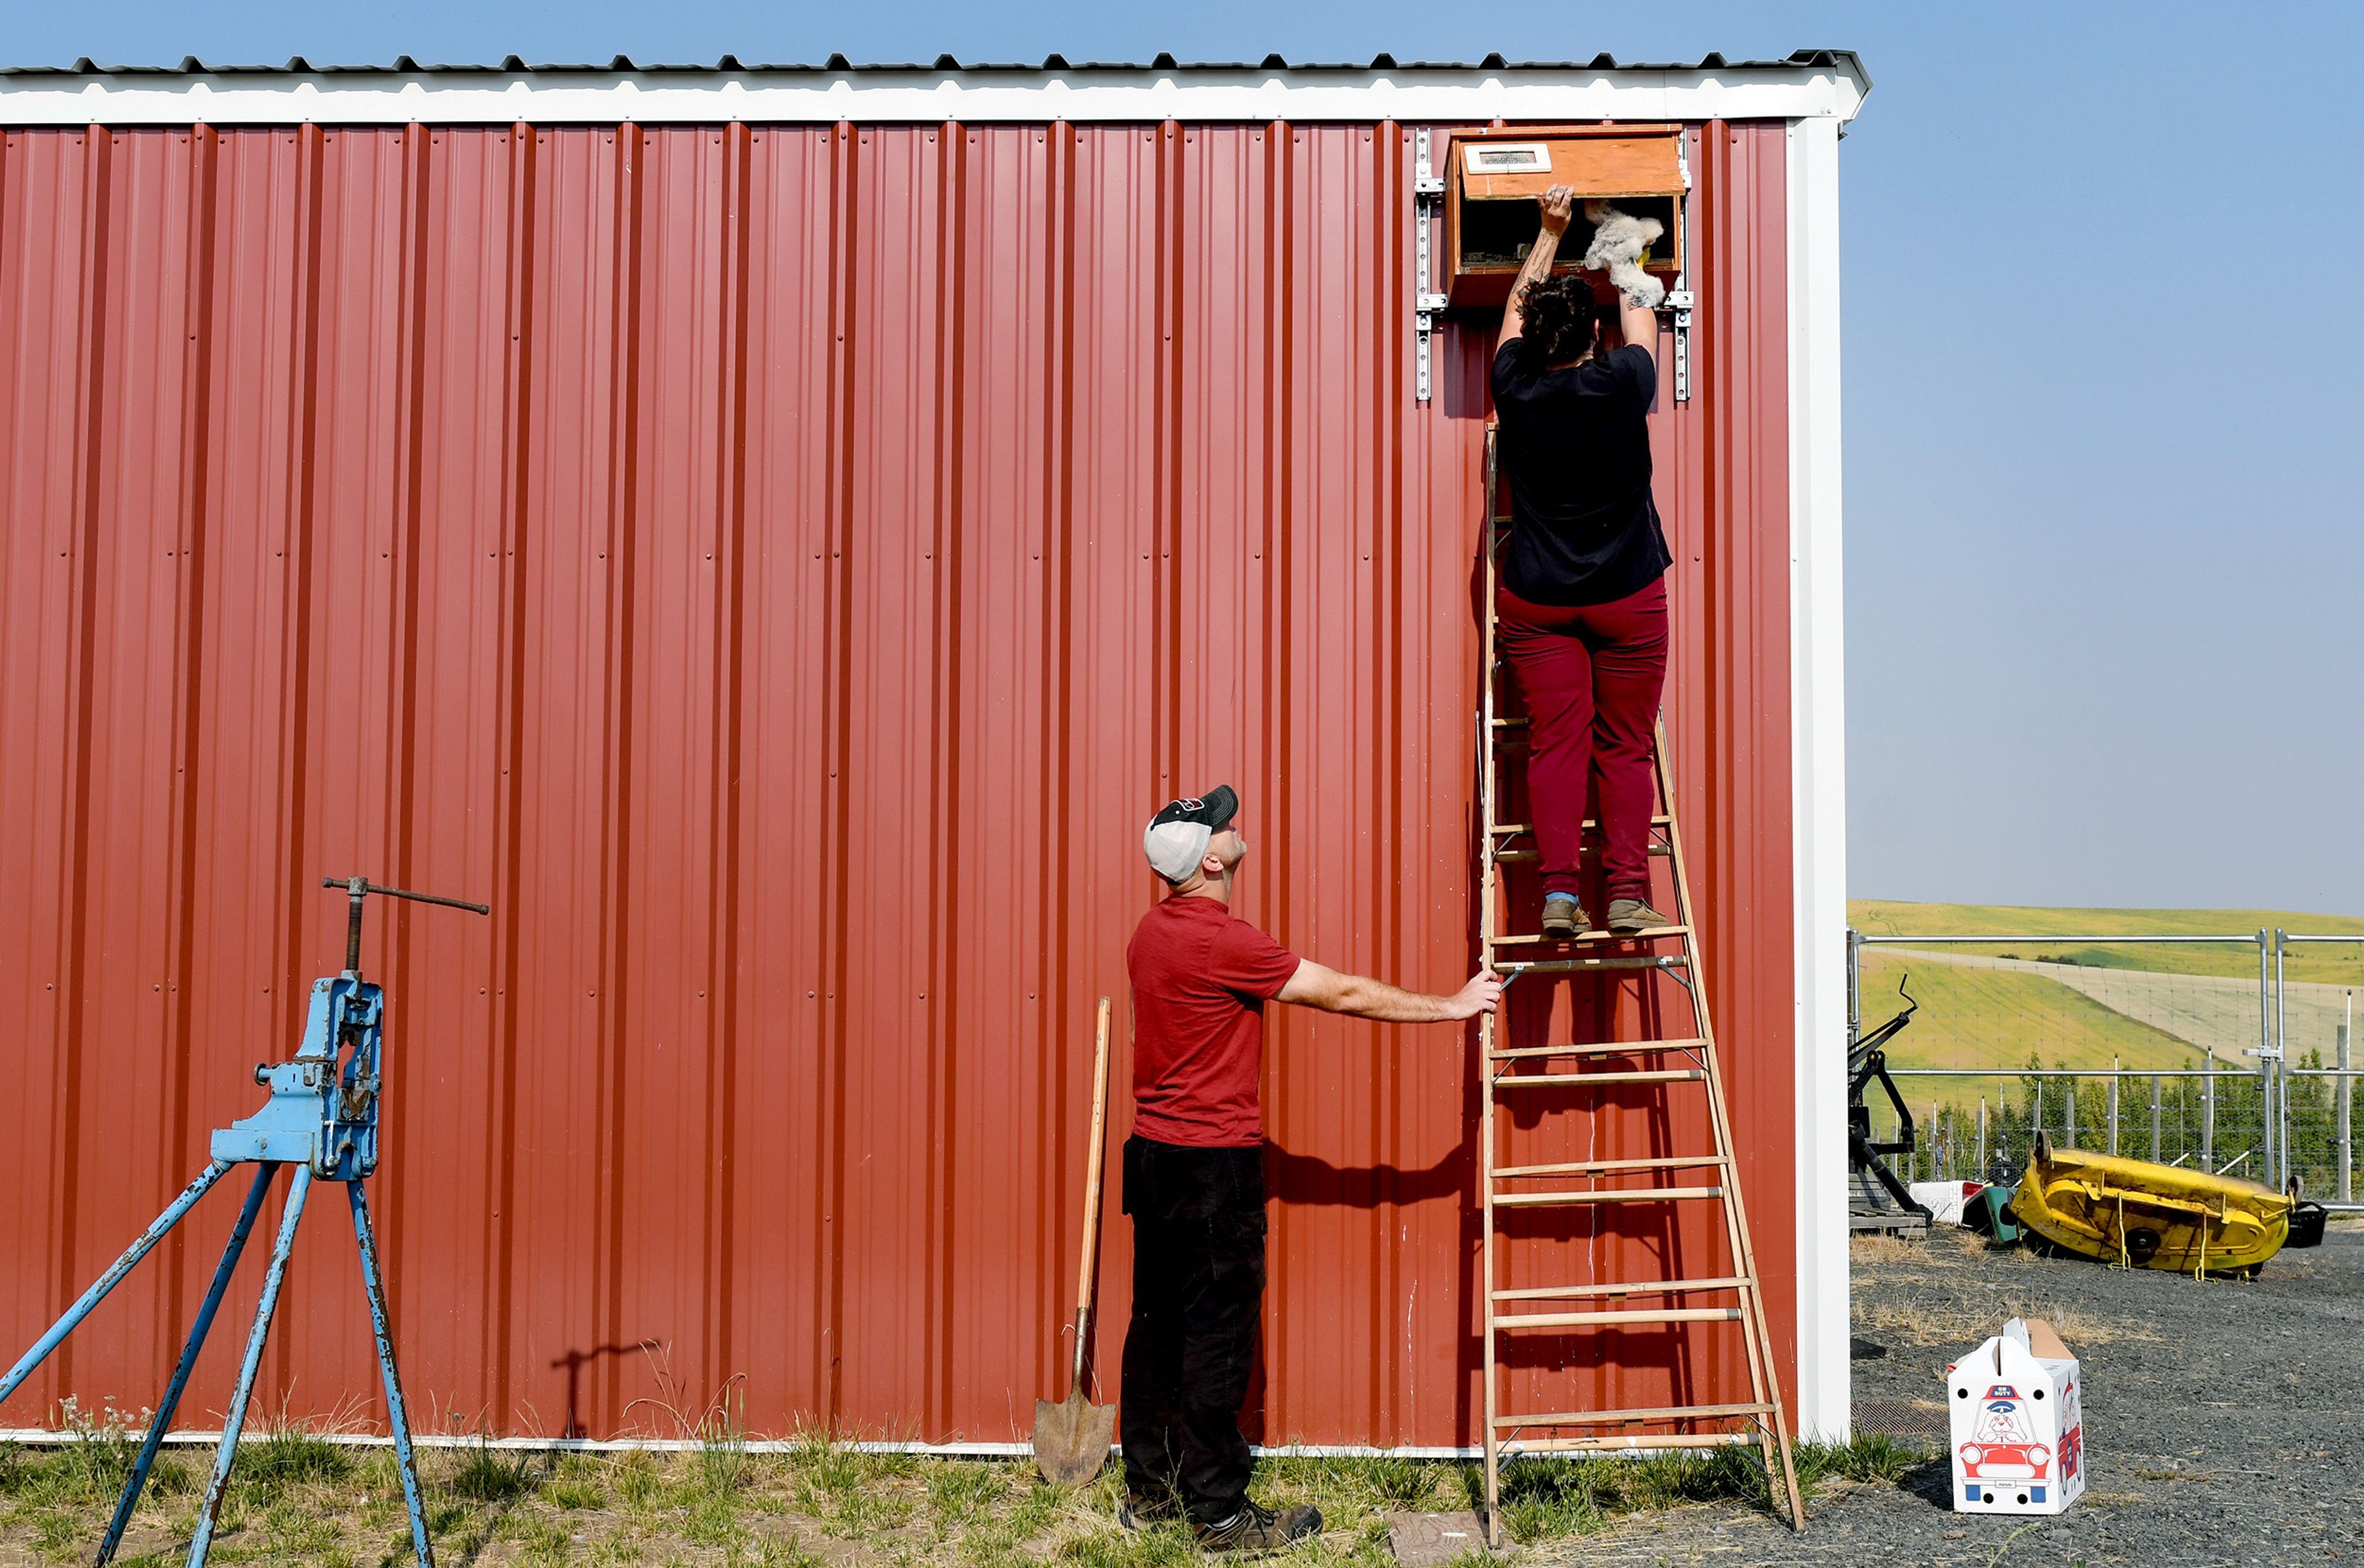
top-left (0, 64), bottom-right (1868, 127)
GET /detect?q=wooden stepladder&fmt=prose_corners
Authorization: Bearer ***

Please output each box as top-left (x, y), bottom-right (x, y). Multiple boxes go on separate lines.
top-left (1476, 425), bottom-right (1804, 1543)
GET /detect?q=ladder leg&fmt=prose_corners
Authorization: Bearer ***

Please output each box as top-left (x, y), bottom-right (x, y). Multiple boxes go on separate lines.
top-left (97, 1165), bottom-right (278, 1566)
top-left (0, 1161), bottom-right (231, 1408)
top-left (348, 1178), bottom-right (436, 1567)
top-left (1477, 428), bottom-right (1508, 1548)
top-left (1658, 721), bottom-right (1807, 1530)
top-left (1480, 1015), bottom-right (1503, 1545)
top-left (189, 1164), bottom-right (312, 1567)
top-left (1704, 1040), bottom-right (1807, 1528)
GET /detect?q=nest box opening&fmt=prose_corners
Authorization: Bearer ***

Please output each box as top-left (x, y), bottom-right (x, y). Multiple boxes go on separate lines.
top-left (1442, 127), bottom-right (1686, 310)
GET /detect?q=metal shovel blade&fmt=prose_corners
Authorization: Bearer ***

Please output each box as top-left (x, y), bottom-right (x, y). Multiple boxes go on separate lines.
top-left (1032, 1385), bottom-right (1116, 1486)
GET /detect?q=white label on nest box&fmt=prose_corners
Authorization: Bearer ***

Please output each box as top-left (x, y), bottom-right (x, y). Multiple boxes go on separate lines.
top-left (1464, 143), bottom-right (1550, 174)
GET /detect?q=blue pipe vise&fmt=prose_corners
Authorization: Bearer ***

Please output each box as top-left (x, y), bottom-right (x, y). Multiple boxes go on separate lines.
top-left (213, 973), bottom-right (384, 1178)
top-left (0, 875), bottom-right (486, 1568)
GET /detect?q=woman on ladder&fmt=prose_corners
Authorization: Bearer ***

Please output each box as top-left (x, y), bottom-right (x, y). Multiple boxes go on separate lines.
top-left (1490, 184), bottom-right (1671, 939)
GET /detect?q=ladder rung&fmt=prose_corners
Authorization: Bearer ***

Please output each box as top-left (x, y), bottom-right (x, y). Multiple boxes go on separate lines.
top-left (1492, 1069), bottom-right (1705, 1090)
top-left (1502, 1433), bottom-right (1755, 1454)
top-left (1496, 955), bottom-right (1688, 974)
top-left (1495, 1185), bottom-right (1724, 1208)
top-left (1492, 1277), bottom-right (1751, 1302)
top-left (1489, 817), bottom-right (1672, 835)
top-left (1492, 1154), bottom-right (1726, 1178)
top-left (1491, 716), bottom-right (1529, 728)
top-left (1489, 1037), bottom-right (1707, 1061)
top-left (1489, 925), bottom-right (1689, 947)
top-left (1495, 1402), bottom-right (1771, 1429)
top-left (1494, 1306), bottom-right (1743, 1329)
top-left (1489, 846), bottom-right (1671, 863)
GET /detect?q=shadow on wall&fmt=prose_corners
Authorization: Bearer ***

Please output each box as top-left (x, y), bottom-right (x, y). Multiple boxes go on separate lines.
top-left (1241, 1141), bottom-right (1476, 1446)
top-left (1263, 1141), bottom-right (1469, 1208)
top-left (549, 1340), bottom-right (661, 1441)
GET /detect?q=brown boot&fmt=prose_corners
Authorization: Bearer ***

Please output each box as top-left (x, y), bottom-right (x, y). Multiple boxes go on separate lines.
top-left (1606, 898), bottom-right (1670, 935)
top-left (1540, 893), bottom-right (1588, 939)
top-left (1120, 1491), bottom-right (1184, 1532)
top-left (1196, 1498), bottom-right (1323, 1553)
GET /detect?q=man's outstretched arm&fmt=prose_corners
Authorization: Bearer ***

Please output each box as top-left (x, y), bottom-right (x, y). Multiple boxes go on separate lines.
top-left (1276, 960), bottom-right (1501, 1023)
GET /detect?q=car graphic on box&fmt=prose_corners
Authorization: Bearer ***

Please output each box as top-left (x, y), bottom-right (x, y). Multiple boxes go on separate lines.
top-left (1957, 1440), bottom-right (2049, 1482)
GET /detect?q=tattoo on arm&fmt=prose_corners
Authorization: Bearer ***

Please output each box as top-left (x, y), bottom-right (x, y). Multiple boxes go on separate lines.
top-left (1512, 233), bottom-right (1560, 300)
top-left (1499, 232), bottom-right (1561, 345)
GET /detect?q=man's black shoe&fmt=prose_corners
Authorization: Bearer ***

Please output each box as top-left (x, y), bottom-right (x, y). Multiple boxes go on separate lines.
top-left (1119, 1492), bottom-right (1183, 1532)
top-left (1194, 1498), bottom-right (1322, 1553)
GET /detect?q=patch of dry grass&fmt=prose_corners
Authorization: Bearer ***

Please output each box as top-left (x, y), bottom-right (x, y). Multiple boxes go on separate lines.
top-left (1849, 1228), bottom-right (2158, 1349)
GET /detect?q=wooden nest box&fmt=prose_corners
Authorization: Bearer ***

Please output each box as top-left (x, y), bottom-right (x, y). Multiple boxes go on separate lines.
top-left (1442, 125), bottom-right (1687, 310)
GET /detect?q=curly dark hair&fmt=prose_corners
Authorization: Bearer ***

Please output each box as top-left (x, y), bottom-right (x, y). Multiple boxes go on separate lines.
top-left (1516, 273), bottom-right (1604, 368)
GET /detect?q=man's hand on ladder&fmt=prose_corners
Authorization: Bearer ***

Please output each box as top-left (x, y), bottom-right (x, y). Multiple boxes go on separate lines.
top-left (1451, 970), bottom-right (1505, 1019)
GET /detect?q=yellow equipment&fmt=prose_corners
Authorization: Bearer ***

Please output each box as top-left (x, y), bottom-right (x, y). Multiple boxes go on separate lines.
top-left (2008, 1132), bottom-right (2295, 1276)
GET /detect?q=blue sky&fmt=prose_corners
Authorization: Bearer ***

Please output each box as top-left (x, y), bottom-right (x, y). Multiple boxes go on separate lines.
top-left (11, 2), bottom-right (2362, 914)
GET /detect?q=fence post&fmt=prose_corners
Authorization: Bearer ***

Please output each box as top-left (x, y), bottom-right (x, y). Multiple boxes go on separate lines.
top-left (2034, 1079), bottom-right (2044, 1149)
top-left (2065, 1076), bottom-right (2077, 1148)
top-left (1978, 1098), bottom-right (1988, 1178)
top-left (2339, 1016), bottom-right (2352, 1204)
top-left (2274, 930), bottom-right (2290, 1191)
top-left (2257, 930), bottom-right (2274, 1187)
top-left (2150, 1074), bottom-right (2162, 1165)
top-left (2203, 1049), bottom-right (2216, 1170)
top-left (1846, 928), bottom-right (1862, 1043)
top-left (2258, 1053), bottom-right (2275, 1188)
top-left (2107, 1072), bottom-right (2120, 1156)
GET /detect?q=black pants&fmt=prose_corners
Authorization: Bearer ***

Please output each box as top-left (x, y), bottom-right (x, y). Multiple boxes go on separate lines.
top-left (1119, 1134), bottom-right (1265, 1523)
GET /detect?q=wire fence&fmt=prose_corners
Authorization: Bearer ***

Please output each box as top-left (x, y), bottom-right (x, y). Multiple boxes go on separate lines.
top-left (1847, 930), bottom-right (2360, 1204)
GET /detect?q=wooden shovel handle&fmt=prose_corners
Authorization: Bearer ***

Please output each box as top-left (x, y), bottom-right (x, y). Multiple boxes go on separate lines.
top-left (1069, 997), bottom-right (1114, 1393)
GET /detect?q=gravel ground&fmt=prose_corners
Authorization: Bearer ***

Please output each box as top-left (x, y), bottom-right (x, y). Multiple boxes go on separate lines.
top-left (1538, 1220), bottom-right (2364, 1568)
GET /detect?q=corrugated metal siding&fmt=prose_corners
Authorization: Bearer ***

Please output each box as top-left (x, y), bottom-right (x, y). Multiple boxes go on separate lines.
top-left (0, 119), bottom-right (1791, 1447)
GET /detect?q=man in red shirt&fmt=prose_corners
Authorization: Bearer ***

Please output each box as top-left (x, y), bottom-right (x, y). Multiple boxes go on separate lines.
top-left (1120, 786), bottom-right (1500, 1550)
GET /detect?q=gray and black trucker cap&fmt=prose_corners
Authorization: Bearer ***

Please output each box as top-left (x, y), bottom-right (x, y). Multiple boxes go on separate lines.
top-left (1141, 786), bottom-right (1240, 882)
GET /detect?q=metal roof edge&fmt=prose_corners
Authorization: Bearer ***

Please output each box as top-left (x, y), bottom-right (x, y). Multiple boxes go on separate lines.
top-left (1, 50), bottom-right (1864, 78)
top-left (0, 52), bottom-right (1870, 127)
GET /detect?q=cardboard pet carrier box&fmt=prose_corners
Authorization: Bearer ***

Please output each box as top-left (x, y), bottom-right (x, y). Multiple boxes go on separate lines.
top-left (1945, 1317), bottom-right (2085, 1514)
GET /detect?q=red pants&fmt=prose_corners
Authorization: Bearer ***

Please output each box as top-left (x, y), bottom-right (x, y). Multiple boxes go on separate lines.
top-left (1496, 577), bottom-right (1668, 904)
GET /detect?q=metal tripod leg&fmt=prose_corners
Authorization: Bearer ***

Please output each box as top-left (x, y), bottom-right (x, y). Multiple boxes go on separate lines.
top-left (188, 1164), bottom-right (312, 1567)
top-left (348, 1180), bottom-right (435, 1567)
top-left (0, 1162), bottom-right (232, 1408)
top-left (97, 1165), bottom-right (278, 1566)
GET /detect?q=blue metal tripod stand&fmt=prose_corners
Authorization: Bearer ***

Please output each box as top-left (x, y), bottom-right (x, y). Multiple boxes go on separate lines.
top-left (0, 877), bottom-right (487, 1567)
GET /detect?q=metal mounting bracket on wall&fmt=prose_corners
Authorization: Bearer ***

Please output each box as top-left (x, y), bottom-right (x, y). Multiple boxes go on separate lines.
top-left (1666, 136), bottom-right (1696, 403)
top-left (1415, 127), bottom-right (1446, 402)
top-left (1665, 289), bottom-right (1695, 403)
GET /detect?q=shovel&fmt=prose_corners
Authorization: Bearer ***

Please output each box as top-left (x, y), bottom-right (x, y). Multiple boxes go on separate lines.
top-left (1034, 995), bottom-right (1118, 1484)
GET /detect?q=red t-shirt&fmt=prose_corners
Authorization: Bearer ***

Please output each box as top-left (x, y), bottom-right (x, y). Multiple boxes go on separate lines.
top-left (1125, 895), bottom-right (1302, 1148)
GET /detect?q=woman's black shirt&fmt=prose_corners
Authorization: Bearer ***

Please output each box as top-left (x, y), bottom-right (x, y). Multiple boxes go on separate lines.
top-left (1489, 339), bottom-right (1673, 607)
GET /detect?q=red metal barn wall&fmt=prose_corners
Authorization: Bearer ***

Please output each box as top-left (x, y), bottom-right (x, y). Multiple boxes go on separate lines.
top-left (0, 119), bottom-right (1791, 1448)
